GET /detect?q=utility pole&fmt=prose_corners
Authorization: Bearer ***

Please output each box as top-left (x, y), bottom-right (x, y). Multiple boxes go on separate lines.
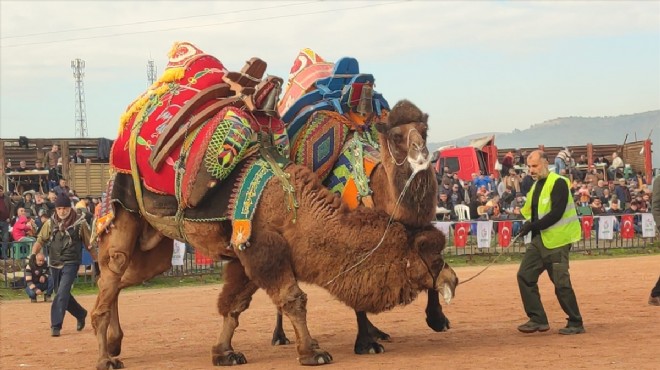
top-left (147, 58), bottom-right (157, 86)
top-left (71, 58), bottom-right (88, 138)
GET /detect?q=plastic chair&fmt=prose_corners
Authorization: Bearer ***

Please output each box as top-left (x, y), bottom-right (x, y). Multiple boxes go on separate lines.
top-left (11, 241), bottom-right (33, 260)
top-left (453, 204), bottom-right (470, 221)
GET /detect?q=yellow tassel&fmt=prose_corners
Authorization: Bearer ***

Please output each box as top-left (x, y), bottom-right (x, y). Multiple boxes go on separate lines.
top-left (159, 67), bottom-right (185, 83)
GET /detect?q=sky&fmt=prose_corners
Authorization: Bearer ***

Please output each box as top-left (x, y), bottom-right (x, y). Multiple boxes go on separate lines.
top-left (1, 0), bottom-right (659, 144)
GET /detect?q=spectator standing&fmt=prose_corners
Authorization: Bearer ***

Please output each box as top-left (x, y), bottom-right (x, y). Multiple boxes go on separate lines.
top-left (554, 148), bottom-right (571, 175)
top-left (24, 253), bottom-right (53, 302)
top-left (31, 192), bottom-right (93, 337)
top-left (649, 175), bottom-right (660, 306)
top-left (607, 152), bottom-right (624, 180)
top-left (501, 151), bottom-right (514, 178)
top-left (516, 150), bottom-right (585, 335)
top-left (47, 144), bottom-right (61, 189)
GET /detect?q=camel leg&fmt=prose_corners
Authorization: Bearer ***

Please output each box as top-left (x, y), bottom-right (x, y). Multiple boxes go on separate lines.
top-left (212, 258), bottom-right (258, 366)
top-left (272, 310), bottom-right (291, 346)
top-left (354, 311), bottom-right (388, 354)
top-left (106, 237), bottom-right (174, 357)
top-left (425, 289), bottom-right (450, 332)
top-left (239, 231), bottom-right (331, 365)
top-left (92, 208), bottom-right (141, 370)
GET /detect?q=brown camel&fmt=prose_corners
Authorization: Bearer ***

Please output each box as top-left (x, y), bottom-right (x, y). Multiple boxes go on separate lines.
top-left (273, 100), bottom-right (446, 355)
top-left (91, 97), bottom-right (456, 368)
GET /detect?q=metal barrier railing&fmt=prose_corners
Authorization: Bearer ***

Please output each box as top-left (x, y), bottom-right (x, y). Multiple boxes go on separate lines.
top-left (2, 213), bottom-right (656, 288)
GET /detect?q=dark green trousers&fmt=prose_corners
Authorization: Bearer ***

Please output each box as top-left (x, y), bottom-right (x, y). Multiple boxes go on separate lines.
top-left (517, 235), bottom-right (583, 327)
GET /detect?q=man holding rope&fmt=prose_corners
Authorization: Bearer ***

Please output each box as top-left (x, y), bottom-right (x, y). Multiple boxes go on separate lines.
top-left (515, 150), bottom-right (585, 335)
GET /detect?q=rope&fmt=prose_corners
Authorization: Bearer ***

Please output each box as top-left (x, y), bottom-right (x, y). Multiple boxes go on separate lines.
top-left (458, 234), bottom-right (521, 285)
top-left (324, 164), bottom-right (422, 287)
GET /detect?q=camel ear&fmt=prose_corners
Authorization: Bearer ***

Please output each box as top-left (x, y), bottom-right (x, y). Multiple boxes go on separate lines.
top-left (374, 121), bottom-right (389, 134)
top-left (421, 113), bottom-right (429, 125)
top-left (414, 228), bottom-right (446, 255)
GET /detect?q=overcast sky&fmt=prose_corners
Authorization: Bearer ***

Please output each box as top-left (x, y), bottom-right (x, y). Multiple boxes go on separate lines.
top-left (1, 0), bottom-right (658, 144)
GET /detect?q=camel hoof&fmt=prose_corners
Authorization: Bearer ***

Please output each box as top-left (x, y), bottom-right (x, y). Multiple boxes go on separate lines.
top-left (97, 358), bottom-right (124, 370)
top-left (367, 326), bottom-right (391, 342)
top-left (212, 352), bottom-right (247, 366)
top-left (354, 340), bottom-right (385, 355)
top-left (426, 315), bottom-right (451, 332)
top-left (299, 350), bottom-right (333, 365)
top-left (271, 333), bottom-right (291, 346)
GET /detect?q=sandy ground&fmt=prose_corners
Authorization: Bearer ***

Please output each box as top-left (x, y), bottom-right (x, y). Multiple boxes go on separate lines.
top-left (1, 255), bottom-right (659, 370)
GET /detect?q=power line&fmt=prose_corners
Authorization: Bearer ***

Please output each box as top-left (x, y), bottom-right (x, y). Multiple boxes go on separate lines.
top-left (1, 1), bottom-right (406, 49)
top-left (1, 1), bottom-right (319, 40)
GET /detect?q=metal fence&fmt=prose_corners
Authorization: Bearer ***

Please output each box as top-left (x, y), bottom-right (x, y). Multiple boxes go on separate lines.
top-left (437, 213), bottom-right (658, 257)
top-left (0, 241), bottom-right (223, 289)
top-left (2, 213), bottom-right (656, 289)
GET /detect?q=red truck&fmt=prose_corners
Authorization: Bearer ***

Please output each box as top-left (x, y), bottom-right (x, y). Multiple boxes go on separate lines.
top-left (432, 135), bottom-right (499, 182)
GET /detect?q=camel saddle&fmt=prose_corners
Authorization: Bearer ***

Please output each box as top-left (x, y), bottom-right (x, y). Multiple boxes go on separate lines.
top-left (110, 41), bottom-right (289, 209)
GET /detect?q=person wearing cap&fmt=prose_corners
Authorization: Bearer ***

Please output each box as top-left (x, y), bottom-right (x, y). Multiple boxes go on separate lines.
top-left (31, 192), bottom-right (92, 337)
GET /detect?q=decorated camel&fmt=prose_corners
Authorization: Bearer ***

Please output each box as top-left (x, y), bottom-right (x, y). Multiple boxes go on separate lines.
top-left (271, 49), bottom-right (448, 354)
top-left (91, 42), bottom-right (457, 369)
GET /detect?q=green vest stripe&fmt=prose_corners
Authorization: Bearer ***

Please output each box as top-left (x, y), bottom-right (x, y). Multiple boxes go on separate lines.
top-left (521, 172), bottom-right (582, 249)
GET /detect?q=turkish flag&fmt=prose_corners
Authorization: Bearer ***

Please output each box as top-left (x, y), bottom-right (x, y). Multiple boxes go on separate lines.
top-left (498, 221), bottom-right (513, 247)
top-left (195, 250), bottom-right (213, 266)
top-left (454, 222), bottom-right (469, 248)
top-left (621, 214), bottom-right (635, 239)
top-left (581, 215), bottom-right (593, 237)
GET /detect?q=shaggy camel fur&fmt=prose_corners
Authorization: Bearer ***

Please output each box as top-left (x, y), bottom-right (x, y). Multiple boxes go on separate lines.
top-left (273, 100), bottom-right (445, 355)
top-left (92, 168), bottom-right (456, 368)
top-left (91, 100), bottom-right (455, 368)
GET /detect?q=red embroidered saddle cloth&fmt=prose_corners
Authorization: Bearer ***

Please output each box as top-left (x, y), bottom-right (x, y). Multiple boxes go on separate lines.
top-left (110, 42), bottom-right (227, 195)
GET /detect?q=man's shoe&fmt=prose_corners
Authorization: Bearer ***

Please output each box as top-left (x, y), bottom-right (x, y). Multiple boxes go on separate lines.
top-left (51, 328), bottom-right (60, 337)
top-left (30, 298), bottom-right (37, 303)
top-left (517, 320), bottom-right (550, 333)
top-left (649, 296), bottom-right (660, 306)
top-left (44, 295), bottom-right (51, 302)
top-left (77, 310), bottom-right (87, 331)
top-left (558, 325), bottom-right (586, 335)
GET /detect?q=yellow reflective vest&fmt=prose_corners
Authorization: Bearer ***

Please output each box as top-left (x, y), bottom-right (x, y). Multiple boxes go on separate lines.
top-left (521, 172), bottom-right (581, 249)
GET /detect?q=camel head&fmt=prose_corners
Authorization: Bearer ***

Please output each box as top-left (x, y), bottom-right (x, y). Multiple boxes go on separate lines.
top-left (412, 226), bottom-right (458, 304)
top-left (375, 99), bottom-right (431, 174)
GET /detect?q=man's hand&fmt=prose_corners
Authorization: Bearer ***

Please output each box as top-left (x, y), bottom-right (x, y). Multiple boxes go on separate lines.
top-left (518, 221), bottom-right (533, 237)
top-left (35, 289), bottom-right (42, 295)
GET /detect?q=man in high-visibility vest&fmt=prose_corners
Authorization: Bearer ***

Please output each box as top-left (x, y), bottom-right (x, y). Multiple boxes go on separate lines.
top-left (516, 150), bottom-right (585, 335)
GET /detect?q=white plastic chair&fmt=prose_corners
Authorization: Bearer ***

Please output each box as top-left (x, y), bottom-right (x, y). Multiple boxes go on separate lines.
top-left (453, 204), bottom-right (470, 221)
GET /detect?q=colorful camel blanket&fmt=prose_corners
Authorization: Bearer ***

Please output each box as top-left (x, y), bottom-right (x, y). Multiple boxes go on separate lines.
top-left (280, 49), bottom-right (388, 206)
top-left (110, 42), bottom-right (228, 195)
top-left (109, 42), bottom-right (289, 210)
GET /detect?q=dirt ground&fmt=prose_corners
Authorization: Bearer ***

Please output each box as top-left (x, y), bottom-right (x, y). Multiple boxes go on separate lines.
top-left (1, 255), bottom-right (659, 370)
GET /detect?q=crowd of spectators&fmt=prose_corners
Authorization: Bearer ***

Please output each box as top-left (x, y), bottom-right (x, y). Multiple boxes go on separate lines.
top-left (1, 144), bottom-right (99, 256)
top-left (435, 149), bottom-right (654, 237)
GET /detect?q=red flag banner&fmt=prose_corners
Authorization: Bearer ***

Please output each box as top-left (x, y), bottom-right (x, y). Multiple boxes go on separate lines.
top-left (620, 214), bottom-right (635, 239)
top-left (581, 215), bottom-right (593, 237)
top-left (498, 221), bottom-right (513, 247)
top-left (195, 249), bottom-right (213, 266)
top-left (454, 222), bottom-right (469, 248)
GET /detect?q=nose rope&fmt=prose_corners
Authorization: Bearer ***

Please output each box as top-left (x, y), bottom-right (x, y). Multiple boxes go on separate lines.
top-left (387, 127), bottom-right (421, 167)
top-left (459, 234), bottom-right (520, 285)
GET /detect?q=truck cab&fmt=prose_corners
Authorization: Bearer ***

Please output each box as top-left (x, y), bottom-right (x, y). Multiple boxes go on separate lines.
top-left (433, 136), bottom-right (499, 183)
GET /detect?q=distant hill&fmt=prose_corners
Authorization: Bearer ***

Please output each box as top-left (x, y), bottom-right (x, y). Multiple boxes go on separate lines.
top-left (430, 110), bottom-right (660, 167)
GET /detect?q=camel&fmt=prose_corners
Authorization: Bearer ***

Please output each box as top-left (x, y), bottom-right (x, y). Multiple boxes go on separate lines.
top-left (92, 168), bottom-right (457, 368)
top-left (91, 53), bottom-right (456, 367)
top-left (91, 105), bottom-right (456, 369)
top-left (272, 100), bottom-right (446, 354)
